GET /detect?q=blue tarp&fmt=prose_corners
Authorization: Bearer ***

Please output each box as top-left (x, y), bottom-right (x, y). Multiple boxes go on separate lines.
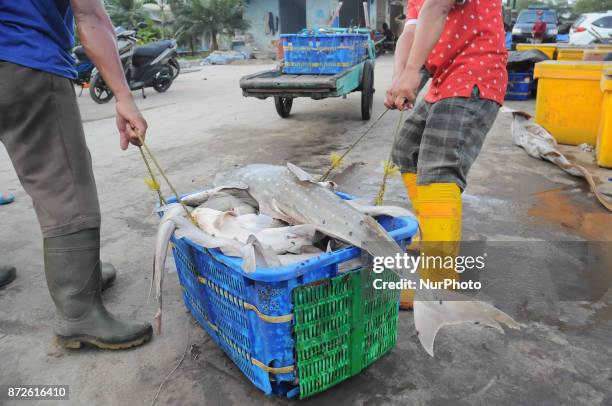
top-left (556, 34), bottom-right (570, 43)
top-left (201, 50), bottom-right (253, 65)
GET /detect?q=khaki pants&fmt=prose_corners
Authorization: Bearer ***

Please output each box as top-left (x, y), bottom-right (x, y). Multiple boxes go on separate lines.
top-left (0, 61), bottom-right (100, 237)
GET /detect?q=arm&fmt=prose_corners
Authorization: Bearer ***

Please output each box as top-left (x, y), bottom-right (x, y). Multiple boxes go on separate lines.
top-left (384, 23), bottom-right (416, 108)
top-left (71, 0), bottom-right (148, 150)
top-left (388, 0), bottom-right (455, 110)
top-left (393, 25), bottom-right (416, 81)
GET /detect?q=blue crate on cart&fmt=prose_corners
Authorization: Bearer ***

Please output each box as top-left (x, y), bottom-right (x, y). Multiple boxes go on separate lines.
top-left (505, 71), bottom-right (533, 100)
top-left (281, 33), bottom-right (369, 75)
top-left (163, 191), bottom-right (418, 397)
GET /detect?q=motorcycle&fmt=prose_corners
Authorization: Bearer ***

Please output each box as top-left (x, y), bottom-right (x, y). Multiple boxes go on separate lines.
top-left (90, 27), bottom-right (179, 104)
top-left (72, 45), bottom-right (94, 94)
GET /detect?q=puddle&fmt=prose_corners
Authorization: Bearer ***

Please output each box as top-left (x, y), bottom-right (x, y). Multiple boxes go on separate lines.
top-left (528, 188), bottom-right (612, 241)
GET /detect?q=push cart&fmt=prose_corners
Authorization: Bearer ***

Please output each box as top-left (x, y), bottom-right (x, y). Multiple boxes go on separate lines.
top-left (239, 29), bottom-right (376, 120)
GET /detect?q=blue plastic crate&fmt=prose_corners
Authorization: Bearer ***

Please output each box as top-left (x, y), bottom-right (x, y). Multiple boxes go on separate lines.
top-left (505, 71), bottom-right (533, 101)
top-left (164, 191), bottom-right (418, 396)
top-left (281, 33), bottom-right (369, 75)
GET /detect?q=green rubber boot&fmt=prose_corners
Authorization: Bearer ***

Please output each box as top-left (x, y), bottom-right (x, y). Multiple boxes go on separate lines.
top-left (44, 228), bottom-right (152, 350)
top-left (0, 265), bottom-right (16, 288)
top-left (101, 262), bottom-right (116, 291)
top-left (0, 264), bottom-right (112, 290)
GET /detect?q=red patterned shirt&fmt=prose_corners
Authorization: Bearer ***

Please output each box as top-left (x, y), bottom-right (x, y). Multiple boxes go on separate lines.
top-left (406, 0), bottom-right (507, 105)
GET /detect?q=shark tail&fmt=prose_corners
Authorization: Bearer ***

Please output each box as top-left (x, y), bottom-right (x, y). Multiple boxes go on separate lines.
top-left (361, 215), bottom-right (521, 357)
top-left (413, 291), bottom-right (522, 356)
top-left (151, 213), bottom-right (178, 335)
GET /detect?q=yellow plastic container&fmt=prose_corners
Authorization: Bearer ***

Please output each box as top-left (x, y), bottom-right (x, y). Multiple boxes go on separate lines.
top-left (534, 61), bottom-right (612, 145)
top-left (557, 44), bottom-right (595, 49)
top-left (596, 69), bottom-right (612, 168)
top-left (557, 48), bottom-right (586, 61)
top-left (516, 43), bottom-right (557, 59)
top-left (583, 50), bottom-right (612, 61)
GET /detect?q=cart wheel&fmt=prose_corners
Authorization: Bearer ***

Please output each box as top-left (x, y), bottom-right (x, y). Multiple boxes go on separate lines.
top-left (274, 97), bottom-right (293, 118)
top-left (361, 60), bottom-right (374, 120)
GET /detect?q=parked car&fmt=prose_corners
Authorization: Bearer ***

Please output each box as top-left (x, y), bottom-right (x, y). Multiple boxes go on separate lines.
top-left (512, 6), bottom-right (558, 45)
top-left (569, 11), bottom-right (612, 45)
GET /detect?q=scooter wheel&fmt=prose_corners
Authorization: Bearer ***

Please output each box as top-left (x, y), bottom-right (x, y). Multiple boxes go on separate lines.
top-left (89, 73), bottom-right (114, 104)
top-left (169, 58), bottom-right (181, 79)
top-left (153, 76), bottom-right (173, 93)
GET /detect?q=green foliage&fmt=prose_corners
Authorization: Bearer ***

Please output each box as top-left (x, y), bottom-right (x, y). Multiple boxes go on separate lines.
top-left (515, 0), bottom-right (544, 10)
top-left (136, 24), bottom-right (162, 44)
top-left (104, 0), bottom-right (152, 29)
top-left (574, 0), bottom-right (612, 14)
top-left (170, 0), bottom-right (250, 52)
top-left (141, 0), bottom-right (173, 38)
top-left (104, 0), bottom-right (250, 50)
top-left (548, 0), bottom-right (574, 17)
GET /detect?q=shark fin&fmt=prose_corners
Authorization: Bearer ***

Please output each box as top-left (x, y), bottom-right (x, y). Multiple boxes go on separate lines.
top-left (240, 243), bottom-right (257, 273)
top-left (413, 293), bottom-right (521, 357)
top-left (346, 200), bottom-right (415, 219)
top-left (286, 162), bottom-right (338, 190)
top-left (261, 198), bottom-right (297, 224)
top-left (240, 235), bottom-right (281, 272)
top-left (286, 162), bottom-right (316, 183)
top-left (248, 234), bottom-right (281, 268)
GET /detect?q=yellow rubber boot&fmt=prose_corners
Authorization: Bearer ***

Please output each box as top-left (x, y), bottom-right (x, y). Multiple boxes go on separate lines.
top-left (417, 182), bottom-right (462, 285)
top-left (401, 172), bottom-right (420, 250)
top-left (400, 182), bottom-right (462, 310)
top-left (400, 173), bottom-right (419, 309)
top-left (401, 172), bottom-right (418, 205)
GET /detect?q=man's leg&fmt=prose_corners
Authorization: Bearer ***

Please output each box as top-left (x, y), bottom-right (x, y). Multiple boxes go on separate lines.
top-left (0, 61), bottom-right (151, 349)
top-left (392, 97), bottom-right (429, 208)
top-left (391, 98), bottom-right (429, 309)
top-left (415, 87), bottom-right (499, 290)
top-left (396, 68), bottom-right (433, 214)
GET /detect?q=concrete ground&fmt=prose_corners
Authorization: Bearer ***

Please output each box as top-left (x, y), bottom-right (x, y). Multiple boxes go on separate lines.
top-left (0, 54), bottom-right (611, 405)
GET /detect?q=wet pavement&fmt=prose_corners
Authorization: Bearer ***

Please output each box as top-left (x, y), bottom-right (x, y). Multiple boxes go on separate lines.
top-left (0, 54), bottom-right (611, 405)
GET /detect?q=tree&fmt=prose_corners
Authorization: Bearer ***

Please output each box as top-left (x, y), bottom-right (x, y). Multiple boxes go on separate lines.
top-left (105, 0), bottom-right (151, 29)
top-left (511, 0), bottom-right (583, 20)
top-left (171, 0), bottom-right (249, 53)
top-left (136, 24), bottom-right (162, 44)
top-left (143, 0), bottom-right (173, 38)
top-left (574, 0), bottom-right (612, 14)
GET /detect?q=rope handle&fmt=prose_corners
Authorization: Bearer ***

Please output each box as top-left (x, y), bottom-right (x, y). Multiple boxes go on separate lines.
top-left (317, 108), bottom-right (406, 207)
top-left (374, 109), bottom-right (405, 206)
top-left (319, 108), bottom-right (390, 182)
top-left (135, 134), bottom-right (196, 224)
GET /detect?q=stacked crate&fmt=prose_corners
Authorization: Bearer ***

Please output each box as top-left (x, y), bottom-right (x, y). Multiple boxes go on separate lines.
top-left (281, 33), bottom-right (369, 75)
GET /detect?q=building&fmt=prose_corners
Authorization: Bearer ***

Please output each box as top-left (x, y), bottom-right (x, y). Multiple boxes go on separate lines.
top-left (242, 0), bottom-right (407, 57)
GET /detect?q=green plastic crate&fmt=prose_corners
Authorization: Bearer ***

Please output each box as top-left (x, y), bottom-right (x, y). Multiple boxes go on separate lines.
top-left (292, 268), bottom-right (399, 398)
